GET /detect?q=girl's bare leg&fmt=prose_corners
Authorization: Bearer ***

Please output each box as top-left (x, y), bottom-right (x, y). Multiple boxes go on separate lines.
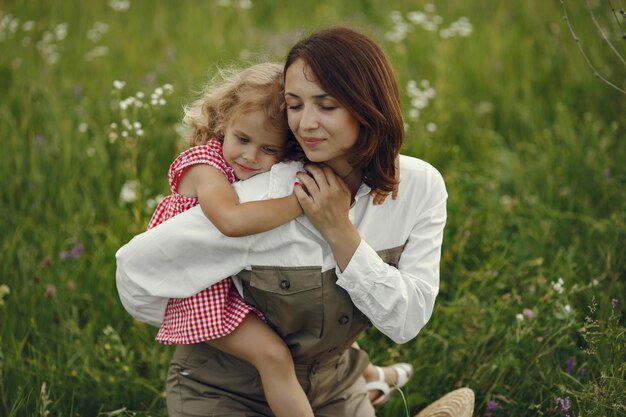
top-left (207, 314), bottom-right (314, 417)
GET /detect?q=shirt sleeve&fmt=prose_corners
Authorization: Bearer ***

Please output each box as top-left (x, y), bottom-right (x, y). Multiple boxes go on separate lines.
top-left (116, 170), bottom-right (277, 325)
top-left (335, 166), bottom-right (447, 344)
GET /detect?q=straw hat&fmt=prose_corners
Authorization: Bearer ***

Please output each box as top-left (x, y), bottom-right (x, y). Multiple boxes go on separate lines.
top-left (414, 388), bottom-right (475, 417)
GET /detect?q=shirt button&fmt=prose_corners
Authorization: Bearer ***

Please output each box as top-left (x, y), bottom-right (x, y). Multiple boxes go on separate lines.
top-left (338, 314), bottom-right (350, 325)
top-left (279, 279), bottom-right (290, 290)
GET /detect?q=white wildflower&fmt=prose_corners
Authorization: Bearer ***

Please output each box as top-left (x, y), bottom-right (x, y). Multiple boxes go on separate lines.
top-left (407, 11), bottom-right (426, 24)
top-left (113, 80), bottom-right (126, 90)
top-left (110, 0), bottom-right (130, 11)
top-left (87, 22), bottom-right (109, 42)
top-left (120, 180), bottom-right (140, 204)
top-left (54, 23), bottom-right (68, 40)
top-left (552, 277), bottom-right (564, 294)
top-left (516, 313), bottom-right (524, 321)
top-left (146, 194), bottom-right (165, 210)
top-left (85, 45), bottom-right (109, 61)
top-left (22, 21), bottom-right (35, 31)
top-left (86, 147), bottom-right (96, 157)
top-left (239, 0), bottom-right (253, 9)
top-left (439, 29), bottom-right (452, 39)
top-left (78, 122), bottom-right (88, 133)
top-left (0, 284), bottom-right (10, 306)
top-left (426, 122), bottom-right (437, 133)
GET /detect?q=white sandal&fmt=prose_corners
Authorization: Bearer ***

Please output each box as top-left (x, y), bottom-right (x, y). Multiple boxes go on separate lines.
top-left (365, 362), bottom-right (414, 407)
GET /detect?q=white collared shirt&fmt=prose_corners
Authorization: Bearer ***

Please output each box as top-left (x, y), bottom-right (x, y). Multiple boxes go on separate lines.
top-left (116, 155), bottom-right (447, 344)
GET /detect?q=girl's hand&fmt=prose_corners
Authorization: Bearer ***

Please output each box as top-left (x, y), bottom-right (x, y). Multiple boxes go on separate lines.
top-left (370, 186), bottom-right (399, 205)
top-left (370, 154), bottom-right (400, 205)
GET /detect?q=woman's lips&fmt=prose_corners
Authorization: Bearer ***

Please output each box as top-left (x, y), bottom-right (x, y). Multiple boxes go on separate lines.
top-left (301, 137), bottom-right (324, 148)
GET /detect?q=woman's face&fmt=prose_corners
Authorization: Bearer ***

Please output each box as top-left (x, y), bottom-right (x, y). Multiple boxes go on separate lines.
top-left (284, 59), bottom-right (360, 175)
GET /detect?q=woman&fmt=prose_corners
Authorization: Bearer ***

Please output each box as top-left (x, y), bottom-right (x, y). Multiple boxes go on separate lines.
top-left (117, 27), bottom-right (450, 416)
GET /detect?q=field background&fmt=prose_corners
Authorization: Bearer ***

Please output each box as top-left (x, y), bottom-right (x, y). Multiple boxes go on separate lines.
top-left (1, 1), bottom-right (624, 416)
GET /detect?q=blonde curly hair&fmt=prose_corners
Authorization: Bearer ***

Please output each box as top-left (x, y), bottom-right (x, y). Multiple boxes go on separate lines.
top-left (182, 62), bottom-right (300, 160)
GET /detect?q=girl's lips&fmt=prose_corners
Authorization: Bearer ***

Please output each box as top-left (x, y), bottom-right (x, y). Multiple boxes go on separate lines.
top-left (235, 163), bottom-right (257, 172)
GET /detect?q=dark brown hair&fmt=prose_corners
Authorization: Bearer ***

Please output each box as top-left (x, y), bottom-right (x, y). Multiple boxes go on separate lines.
top-left (284, 26), bottom-right (403, 192)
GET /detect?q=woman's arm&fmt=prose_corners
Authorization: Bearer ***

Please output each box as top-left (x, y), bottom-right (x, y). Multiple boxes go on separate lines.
top-left (294, 159), bottom-right (448, 344)
top-left (183, 164), bottom-right (303, 237)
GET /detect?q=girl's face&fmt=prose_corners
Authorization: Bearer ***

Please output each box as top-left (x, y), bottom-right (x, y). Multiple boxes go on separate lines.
top-left (284, 59), bottom-right (360, 176)
top-left (222, 109), bottom-right (285, 180)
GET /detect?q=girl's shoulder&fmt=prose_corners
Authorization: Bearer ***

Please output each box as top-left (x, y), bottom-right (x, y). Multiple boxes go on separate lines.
top-left (168, 139), bottom-right (235, 189)
top-left (174, 139), bottom-right (224, 165)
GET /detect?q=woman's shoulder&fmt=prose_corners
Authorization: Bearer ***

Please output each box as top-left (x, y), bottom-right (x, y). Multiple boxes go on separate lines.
top-left (399, 155), bottom-right (445, 186)
top-left (396, 155), bottom-right (447, 207)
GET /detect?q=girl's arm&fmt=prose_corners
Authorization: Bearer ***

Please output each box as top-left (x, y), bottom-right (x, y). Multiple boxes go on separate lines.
top-left (180, 164), bottom-right (303, 237)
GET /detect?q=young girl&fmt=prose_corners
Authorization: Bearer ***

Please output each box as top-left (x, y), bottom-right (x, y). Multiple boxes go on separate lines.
top-left (147, 62), bottom-right (313, 417)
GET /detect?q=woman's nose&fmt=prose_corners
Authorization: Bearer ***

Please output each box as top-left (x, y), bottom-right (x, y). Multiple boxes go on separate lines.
top-left (299, 105), bottom-right (319, 130)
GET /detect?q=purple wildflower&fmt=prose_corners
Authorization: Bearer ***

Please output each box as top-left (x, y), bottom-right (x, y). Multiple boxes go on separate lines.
top-left (578, 367), bottom-right (586, 381)
top-left (73, 84), bottom-right (82, 99)
top-left (555, 396), bottom-right (571, 415)
top-left (144, 72), bottom-right (156, 85)
top-left (60, 243), bottom-right (84, 260)
top-left (485, 399), bottom-right (498, 417)
top-left (564, 356), bottom-right (575, 374)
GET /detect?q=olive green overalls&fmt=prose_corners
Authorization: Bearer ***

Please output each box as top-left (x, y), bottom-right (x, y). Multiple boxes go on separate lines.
top-left (166, 246), bottom-right (403, 416)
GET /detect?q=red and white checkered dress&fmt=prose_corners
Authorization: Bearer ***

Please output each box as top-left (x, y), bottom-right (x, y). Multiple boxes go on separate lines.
top-left (148, 139), bottom-right (264, 345)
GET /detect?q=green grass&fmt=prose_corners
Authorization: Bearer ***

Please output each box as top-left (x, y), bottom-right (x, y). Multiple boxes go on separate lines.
top-left (1, 1), bottom-right (624, 416)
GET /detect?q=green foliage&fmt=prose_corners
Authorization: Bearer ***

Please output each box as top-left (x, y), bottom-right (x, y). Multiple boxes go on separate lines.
top-left (0, 1), bottom-right (624, 416)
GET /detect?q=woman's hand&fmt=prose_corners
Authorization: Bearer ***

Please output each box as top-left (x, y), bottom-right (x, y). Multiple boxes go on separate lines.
top-left (294, 164), bottom-right (361, 271)
top-left (294, 164), bottom-right (352, 234)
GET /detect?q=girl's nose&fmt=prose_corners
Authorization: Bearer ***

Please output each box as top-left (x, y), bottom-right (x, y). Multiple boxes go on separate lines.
top-left (243, 149), bottom-right (257, 162)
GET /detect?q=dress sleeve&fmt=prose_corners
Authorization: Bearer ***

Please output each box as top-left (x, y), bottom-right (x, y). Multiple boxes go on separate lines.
top-left (168, 140), bottom-right (236, 192)
top-left (335, 165), bottom-right (448, 344)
